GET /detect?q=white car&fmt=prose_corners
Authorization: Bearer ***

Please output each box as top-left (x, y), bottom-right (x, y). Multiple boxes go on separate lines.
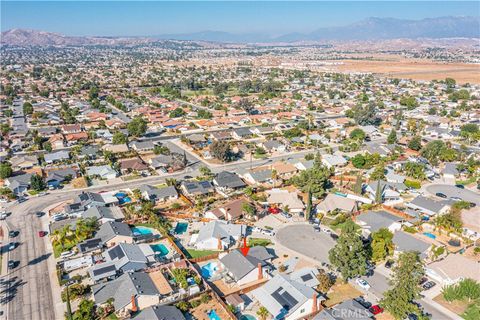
top-left (60, 251), bottom-right (75, 259)
top-left (261, 229), bottom-right (275, 236)
top-left (356, 278), bottom-right (371, 290)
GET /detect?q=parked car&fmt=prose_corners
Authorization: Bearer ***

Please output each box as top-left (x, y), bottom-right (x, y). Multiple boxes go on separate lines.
top-left (419, 277), bottom-right (428, 285)
top-left (9, 230), bottom-right (18, 238)
top-left (38, 231), bottom-right (47, 237)
top-left (7, 260), bottom-right (17, 269)
top-left (369, 305), bottom-right (384, 315)
top-left (281, 211), bottom-right (292, 219)
top-left (355, 278), bottom-right (371, 290)
top-left (35, 211), bottom-right (44, 217)
top-left (8, 242), bottom-right (17, 251)
top-left (435, 192), bottom-right (447, 199)
top-left (17, 197), bottom-right (27, 203)
top-left (422, 281), bottom-right (436, 290)
top-left (354, 297), bottom-right (372, 309)
top-left (313, 225), bottom-right (321, 232)
top-left (261, 229), bottom-right (275, 236)
top-left (455, 184), bottom-right (465, 189)
top-left (51, 214), bottom-right (67, 222)
top-left (385, 259), bottom-right (394, 269)
top-left (469, 202), bottom-right (476, 208)
top-left (450, 196), bottom-right (462, 202)
top-left (60, 251), bottom-right (75, 259)
top-left (0, 212), bottom-right (7, 220)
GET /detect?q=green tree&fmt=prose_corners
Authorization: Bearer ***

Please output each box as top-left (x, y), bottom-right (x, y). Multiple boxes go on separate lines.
top-left (72, 299), bottom-right (95, 320)
top-left (127, 116), bottom-right (147, 137)
top-left (350, 128), bottom-right (366, 141)
top-left (23, 102), bottom-right (33, 115)
top-left (242, 202), bottom-right (255, 217)
top-left (380, 251), bottom-right (425, 320)
top-left (328, 219), bottom-right (368, 280)
top-left (291, 162), bottom-right (332, 198)
top-left (257, 306), bottom-right (270, 320)
top-left (209, 141), bottom-right (233, 162)
top-left (112, 131), bottom-right (127, 144)
top-left (30, 174), bottom-right (45, 191)
top-left (169, 107), bottom-right (186, 118)
top-left (0, 163), bottom-right (13, 179)
top-left (371, 228), bottom-right (394, 262)
top-left (351, 154), bottom-right (366, 169)
top-left (354, 174), bottom-right (363, 195)
top-left (370, 164), bottom-right (386, 181)
top-left (404, 162), bottom-right (426, 180)
top-left (387, 129), bottom-right (397, 144)
top-left (421, 140), bottom-right (455, 165)
top-left (316, 269), bottom-right (334, 293)
top-left (408, 136), bottom-right (422, 151)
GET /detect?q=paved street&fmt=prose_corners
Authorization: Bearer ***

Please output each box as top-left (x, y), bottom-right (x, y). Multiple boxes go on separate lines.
top-left (275, 224), bottom-right (336, 265)
top-left (425, 184), bottom-right (480, 206)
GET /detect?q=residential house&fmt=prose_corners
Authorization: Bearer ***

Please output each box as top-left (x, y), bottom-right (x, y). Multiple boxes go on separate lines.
top-left (218, 246), bottom-right (274, 286)
top-left (314, 299), bottom-right (373, 320)
top-left (242, 169), bottom-right (273, 185)
top-left (133, 305), bottom-right (186, 320)
top-left (407, 196), bottom-right (450, 217)
top-left (205, 198), bottom-right (250, 221)
top-left (212, 171), bottom-right (246, 194)
top-left (232, 127), bottom-right (254, 140)
top-left (44, 150), bottom-right (70, 164)
top-left (92, 271), bottom-right (160, 315)
top-left (321, 154), bottom-right (347, 171)
top-left (426, 254), bottom-right (480, 286)
top-left (355, 210), bottom-right (403, 237)
top-left (46, 167), bottom-right (78, 188)
top-left (48, 134), bottom-right (65, 150)
top-left (295, 160), bottom-right (314, 171)
top-left (102, 243), bottom-right (153, 272)
top-left (364, 180), bottom-right (406, 204)
top-left (80, 146), bottom-right (100, 160)
top-left (251, 273), bottom-right (326, 320)
top-left (95, 221), bottom-right (134, 247)
top-left (130, 141), bottom-right (155, 153)
top-left (61, 124), bottom-right (82, 134)
top-left (180, 180), bottom-right (214, 197)
top-left (138, 185), bottom-right (178, 203)
top-left (392, 231), bottom-right (431, 259)
top-left (103, 143), bottom-right (129, 153)
top-left (442, 162), bottom-right (459, 182)
top-left (192, 220), bottom-right (245, 250)
top-left (266, 189), bottom-right (304, 214)
top-left (4, 173), bottom-right (33, 195)
top-left (9, 155), bottom-right (38, 170)
top-left (119, 158), bottom-right (149, 175)
top-left (83, 206), bottom-right (125, 224)
top-left (86, 165), bottom-right (118, 180)
top-left (316, 194), bottom-right (358, 215)
top-left (261, 140), bottom-right (287, 153)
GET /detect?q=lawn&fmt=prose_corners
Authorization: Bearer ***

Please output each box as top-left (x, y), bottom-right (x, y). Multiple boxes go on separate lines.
top-left (185, 249), bottom-right (219, 259)
top-left (248, 238), bottom-right (272, 247)
top-left (325, 282), bottom-right (362, 307)
top-left (433, 293), bottom-right (469, 316)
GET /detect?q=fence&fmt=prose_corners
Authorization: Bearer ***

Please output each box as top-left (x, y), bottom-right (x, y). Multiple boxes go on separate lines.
top-left (189, 252), bottom-right (220, 263)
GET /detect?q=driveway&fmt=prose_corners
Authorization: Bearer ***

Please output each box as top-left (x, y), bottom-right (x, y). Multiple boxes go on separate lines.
top-left (275, 224), bottom-right (336, 264)
top-left (425, 184), bottom-right (480, 206)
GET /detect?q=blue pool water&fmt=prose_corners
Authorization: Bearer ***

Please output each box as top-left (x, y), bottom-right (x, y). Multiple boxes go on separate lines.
top-left (132, 226), bottom-right (153, 236)
top-left (115, 192), bottom-right (132, 204)
top-left (174, 222), bottom-right (188, 234)
top-left (201, 262), bottom-right (218, 279)
top-left (423, 232), bottom-right (436, 239)
top-left (208, 310), bottom-right (221, 320)
top-left (150, 244), bottom-right (169, 256)
top-left (239, 315), bottom-right (257, 320)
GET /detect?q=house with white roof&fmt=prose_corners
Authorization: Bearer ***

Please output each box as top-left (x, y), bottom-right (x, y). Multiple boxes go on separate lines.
top-left (191, 220), bottom-right (246, 250)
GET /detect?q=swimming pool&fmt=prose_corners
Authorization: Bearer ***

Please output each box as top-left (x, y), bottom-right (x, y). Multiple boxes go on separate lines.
top-left (239, 315), bottom-right (257, 320)
top-left (174, 222), bottom-right (188, 234)
top-left (132, 226), bottom-right (153, 236)
top-left (208, 310), bottom-right (221, 320)
top-left (115, 192), bottom-right (132, 204)
top-left (150, 244), bottom-right (169, 256)
top-left (201, 262), bottom-right (218, 279)
top-left (423, 232), bottom-right (436, 239)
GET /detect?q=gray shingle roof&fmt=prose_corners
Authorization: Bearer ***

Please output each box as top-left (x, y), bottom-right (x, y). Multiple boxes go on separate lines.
top-left (356, 210), bottom-right (402, 232)
top-left (134, 305), bottom-right (186, 320)
top-left (96, 221), bottom-right (133, 244)
top-left (213, 171), bottom-right (246, 189)
top-left (220, 247), bottom-right (273, 281)
top-left (393, 231), bottom-right (431, 258)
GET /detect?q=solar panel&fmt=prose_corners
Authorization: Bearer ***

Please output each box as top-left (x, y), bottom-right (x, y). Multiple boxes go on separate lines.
top-left (301, 274), bottom-right (313, 282)
top-left (108, 245), bottom-right (125, 260)
top-left (92, 264), bottom-right (116, 276)
top-left (271, 287), bottom-right (298, 310)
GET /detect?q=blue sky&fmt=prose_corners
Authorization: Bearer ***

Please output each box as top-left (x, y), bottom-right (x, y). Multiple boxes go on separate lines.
top-left (1, 1), bottom-right (479, 36)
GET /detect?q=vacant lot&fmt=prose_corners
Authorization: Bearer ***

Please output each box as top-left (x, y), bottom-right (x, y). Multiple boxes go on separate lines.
top-left (325, 56), bottom-right (480, 84)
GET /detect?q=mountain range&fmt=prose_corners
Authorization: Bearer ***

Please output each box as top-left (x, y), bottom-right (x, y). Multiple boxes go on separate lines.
top-left (1, 16), bottom-right (478, 46)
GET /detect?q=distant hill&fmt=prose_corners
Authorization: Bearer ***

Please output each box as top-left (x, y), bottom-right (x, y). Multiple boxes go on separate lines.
top-left (2, 16), bottom-right (479, 46)
top-left (0, 29), bottom-right (152, 46)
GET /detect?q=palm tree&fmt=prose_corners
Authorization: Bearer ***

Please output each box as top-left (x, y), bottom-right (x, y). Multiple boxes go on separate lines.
top-left (51, 226), bottom-right (74, 250)
top-left (257, 306), bottom-right (269, 320)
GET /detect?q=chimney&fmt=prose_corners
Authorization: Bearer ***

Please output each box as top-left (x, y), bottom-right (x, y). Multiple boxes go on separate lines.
top-left (131, 295), bottom-right (138, 313)
top-left (258, 263), bottom-right (263, 280)
top-left (312, 293), bottom-right (318, 313)
top-left (217, 237), bottom-right (222, 250)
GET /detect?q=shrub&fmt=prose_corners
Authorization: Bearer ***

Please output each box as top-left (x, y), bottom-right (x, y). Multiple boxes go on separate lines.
top-left (403, 226), bottom-right (417, 234)
top-left (443, 279), bottom-right (480, 302)
top-left (405, 179), bottom-right (421, 189)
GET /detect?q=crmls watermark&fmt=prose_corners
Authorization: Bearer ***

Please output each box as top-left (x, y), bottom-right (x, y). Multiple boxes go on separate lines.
top-left (331, 308), bottom-right (371, 318)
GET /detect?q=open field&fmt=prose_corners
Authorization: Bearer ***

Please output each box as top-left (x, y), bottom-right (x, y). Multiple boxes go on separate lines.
top-left (324, 56), bottom-right (480, 84)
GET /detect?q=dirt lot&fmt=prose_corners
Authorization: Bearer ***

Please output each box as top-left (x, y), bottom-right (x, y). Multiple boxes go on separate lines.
top-left (324, 56), bottom-right (480, 84)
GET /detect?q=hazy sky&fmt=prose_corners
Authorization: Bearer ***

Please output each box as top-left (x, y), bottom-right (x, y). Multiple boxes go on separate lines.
top-left (1, 1), bottom-right (479, 36)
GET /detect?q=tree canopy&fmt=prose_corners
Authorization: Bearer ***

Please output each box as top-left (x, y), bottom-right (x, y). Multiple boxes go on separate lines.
top-left (127, 116), bottom-right (147, 137)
